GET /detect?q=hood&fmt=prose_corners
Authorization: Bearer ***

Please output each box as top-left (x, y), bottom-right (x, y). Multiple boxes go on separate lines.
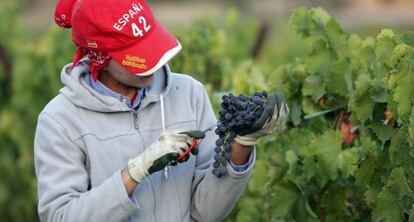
top-left (59, 59), bottom-right (173, 113)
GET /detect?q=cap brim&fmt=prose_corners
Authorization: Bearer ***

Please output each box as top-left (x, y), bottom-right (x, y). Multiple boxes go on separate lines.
top-left (109, 20), bottom-right (181, 76)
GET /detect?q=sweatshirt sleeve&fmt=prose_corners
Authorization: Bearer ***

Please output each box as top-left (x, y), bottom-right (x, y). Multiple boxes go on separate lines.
top-left (34, 113), bottom-right (139, 222)
top-left (190, 84), bottom-right (255, 222)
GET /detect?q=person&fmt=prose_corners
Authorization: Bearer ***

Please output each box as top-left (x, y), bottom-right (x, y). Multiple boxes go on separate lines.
top-left (34, 0), bottom-right (289, 221)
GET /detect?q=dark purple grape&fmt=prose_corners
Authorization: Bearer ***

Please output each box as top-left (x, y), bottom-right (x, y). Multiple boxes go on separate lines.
top-left (225, 143), bottom-right (231, 152)
top-left (252, 96), bottom-right (263, 105)
top-left (216, 138), bottom-right (224, 146)
top-left (213, 161), bottom-right (220, 168)
top-left (212, 169), bottom-right (221, 177)
top-left (224, 150), bottom-right (231, 159)
top-left (221, 158), bottom-right (228, 166)
top-left (238, 94), bottom-right (249, 101)
top-left (214, 146), bottom-right (221, 153)
top-left (214, 154), bottom-right (221, 161)
top-left (219, 108), bottom-right (226, 116)
top-left (215, 128), bottom-right (224, 136)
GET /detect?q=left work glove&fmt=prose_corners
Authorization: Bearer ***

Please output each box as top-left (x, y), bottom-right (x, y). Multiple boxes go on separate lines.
top-left (235, 93), bottom-right (289, 146)
top-left (128, 129), bottom-right (205, 182)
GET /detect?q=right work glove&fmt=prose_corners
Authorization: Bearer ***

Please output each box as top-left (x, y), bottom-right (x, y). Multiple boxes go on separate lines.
top-left (235, 93), bottom-right (289, 146)
top-left (127, 129), bottom-right (205, 182)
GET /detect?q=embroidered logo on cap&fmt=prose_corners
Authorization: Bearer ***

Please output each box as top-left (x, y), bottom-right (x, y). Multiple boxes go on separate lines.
top-left (122, 55), bottom-right (147, 69)
top-left (87, 40), bottom-right (98, 48)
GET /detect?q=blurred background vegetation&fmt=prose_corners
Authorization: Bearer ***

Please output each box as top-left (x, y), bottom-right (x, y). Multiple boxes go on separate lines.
top-left (1, 0), bottom-right (414, 221)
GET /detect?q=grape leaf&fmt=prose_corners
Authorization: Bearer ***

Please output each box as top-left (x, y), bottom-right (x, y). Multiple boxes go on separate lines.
top-left (365, 186), bottom-right (381, 206)
top-left (388, 43), bottom-right (412, 68)
top-left (269, 182), bottom-right (301, 219)
top-left (349, 74), bottom-right (375, 122)
top-left (354, 137), bottom-right (378, 185)
top-left (392, 72), bottom-right (414, 121)
top-left (285, 150), bottom-right (298, 179)
top-left (302, 97), bottom-right (320, 114)
top-left (370, 78), bottom-right (388, 103)
top-left (375, 29), bottom-right (395, 63)
top-left (302, 75), bottom-right (325, 101)
top-left (290, 7), bottom-right (313, 38)
top-left (321, 187), bottom-right (350, 221)
top-left (389, 129), bottom-right (414, 178)
top-left (337, 148), bottom-right (358, 177)
top-left (300, 130), bottom-right (344, 186)
top-left (326, 60), bottom-right (349, 97)
top-left (408, 109), bottom-right (414, 146)
top-left (289, 101), bottom-right (303, 126)
top-left (409, 204), bottom-right (414, 222)
top-left (373, 189), bottom-right (405, 222)
top-left (369, 121), bottom-right (394, 143)
top-left (305, 40), bottom-right (335, 76)
top-left (396, 31), bottom-right (414, 47)
top-left (373, 168), bottom-right (412, 222)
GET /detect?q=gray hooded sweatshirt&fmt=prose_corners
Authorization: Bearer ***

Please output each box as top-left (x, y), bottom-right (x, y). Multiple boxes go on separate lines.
top-left (34, 60), bottom-right (255, 222)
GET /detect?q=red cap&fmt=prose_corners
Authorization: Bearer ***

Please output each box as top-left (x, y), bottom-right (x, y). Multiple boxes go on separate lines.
top-left (55, 0), bottom-right (181, 76)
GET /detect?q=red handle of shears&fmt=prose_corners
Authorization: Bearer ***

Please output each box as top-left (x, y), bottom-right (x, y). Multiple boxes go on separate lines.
top-left (176, 137), bottom-right (199, 161)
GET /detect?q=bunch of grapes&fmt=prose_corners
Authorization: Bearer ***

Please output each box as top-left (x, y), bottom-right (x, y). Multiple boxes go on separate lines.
top-left (212, 91), bottom-right (269, 177)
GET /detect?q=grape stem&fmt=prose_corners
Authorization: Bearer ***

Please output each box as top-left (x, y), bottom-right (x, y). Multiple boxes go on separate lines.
top-left (203, 121), bottom-right (224, 133)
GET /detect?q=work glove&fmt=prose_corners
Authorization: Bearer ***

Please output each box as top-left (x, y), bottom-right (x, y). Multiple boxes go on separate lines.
top-left (235, 93), bottom-right (289, 146)
top-left (128, 129), bottom-right (205, 182)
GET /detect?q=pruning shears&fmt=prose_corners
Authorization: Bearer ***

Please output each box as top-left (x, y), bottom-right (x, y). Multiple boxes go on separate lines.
top-left (175, 122), bottom-right (222, 161)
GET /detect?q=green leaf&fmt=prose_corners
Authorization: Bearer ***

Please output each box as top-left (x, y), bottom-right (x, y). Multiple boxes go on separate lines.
top-left (337, 148), bottom-right (359, 177)
top-left (365, 186), bottom-right (381, 206)
top-left (375, 29), bottom-right (395, 63)
top-left (269, 182), bottom-right (301, 219)
top-left (409, 204), bottom-right (414, 222)
top-left (392, 73), bottom-right (414, 121)
top-left (325, 18), bottom-right (346, 47)
top-left (369, 121), bottom-right (394, 143)
top-left (302, 75), bottom-right (325, 101)
top-left (292, 197), bottom-right (313, 222)
top-left (354, 137), bottom-right (378, 185)
top-left (302, 97), bottom-right (320, 114)
top-left (370, 79), bottom-right (388, 103)
top-left (397, 31), bottom-right (414, 47)
top-left (373, 189), bottom-right (405, 222)
top-left (300, 130), bottom-right (343, 186)
top-left (321, 187), bottom-right (351, 221)
top-left (305, 40), bottom-right (335, 76)
top-left (289, 101), bottom-right (303, 126)
top-left (248, 159), bottom-right (268, 193)
top-left (373, 168), bottom-right (412, 222)
top-left (349, 74), bottom-right (375, 122)
top-left (285, 150), bottom-right (298, 179)
top-left (326, 60), bottom-right (349, 97)
top-left (388, 43), bottom-right (412, 68)
top-left (408, 109), bottom-right (414, 146)
top-left (310, 8), bottom-right (331, 27)
top-left (290, 7), bottom-right (312, 37)
top-left (389, 129), bottom-right (414, 178)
